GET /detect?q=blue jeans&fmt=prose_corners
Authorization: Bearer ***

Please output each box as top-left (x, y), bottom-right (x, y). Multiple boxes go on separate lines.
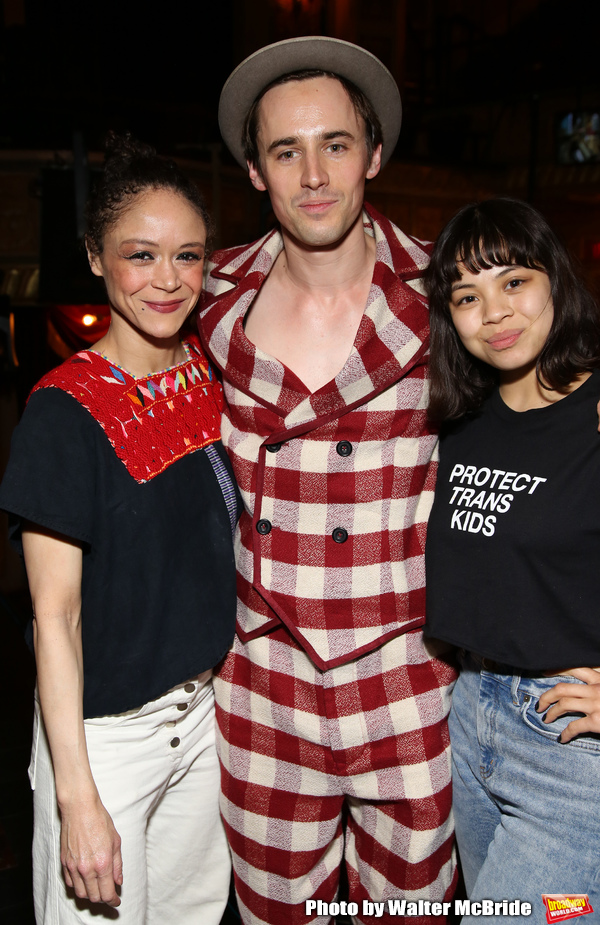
top-left (450, 653), bottom-right (600, 924)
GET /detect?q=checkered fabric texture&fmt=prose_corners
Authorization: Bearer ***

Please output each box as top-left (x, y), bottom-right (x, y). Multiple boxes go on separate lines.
top-left (200, 205), bottom-right (458, 921)
top-left (214, 627), bottom-right (457, 924)
top-left (200, 205), bottom-right (439, 670)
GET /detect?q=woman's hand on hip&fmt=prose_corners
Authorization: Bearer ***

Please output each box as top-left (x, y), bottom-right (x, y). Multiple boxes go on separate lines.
top-left (60, 795), bottom-right (123, 906)
top-left (537, 667), bottom-right (600, 743)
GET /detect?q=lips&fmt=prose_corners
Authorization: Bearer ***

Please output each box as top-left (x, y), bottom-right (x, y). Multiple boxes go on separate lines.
top-left (142, 299), bottom-right (186, 314)
top-left (298, 200), bottom-right (337, 214)
top-left (486, 328), bottom-right (523, 349)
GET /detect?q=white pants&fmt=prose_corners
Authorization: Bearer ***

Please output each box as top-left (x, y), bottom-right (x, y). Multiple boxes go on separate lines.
top-left (30, 672), bottom-right (231, 924)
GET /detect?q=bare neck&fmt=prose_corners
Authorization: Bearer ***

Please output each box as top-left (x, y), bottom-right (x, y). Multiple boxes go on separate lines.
top-left (243, 221), bottom-right (377, 393)
top-left (499, 367), bottom-right (592, 412)
top-left (92, 322), bottom-right (187, 380)
top-left (277, 214), bottom-right (376, 297)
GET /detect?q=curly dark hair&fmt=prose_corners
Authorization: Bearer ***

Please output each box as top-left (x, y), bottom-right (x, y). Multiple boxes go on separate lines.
top-left (85, 132), bottom-right (212, 255)
top-left (425, 197), bottom-right (600, 423)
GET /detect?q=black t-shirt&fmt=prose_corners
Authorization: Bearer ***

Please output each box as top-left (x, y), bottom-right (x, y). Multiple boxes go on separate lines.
top-left (426, 369), bottom-right (600, 671)
top-left (0, 387), bottom-right (238, 718)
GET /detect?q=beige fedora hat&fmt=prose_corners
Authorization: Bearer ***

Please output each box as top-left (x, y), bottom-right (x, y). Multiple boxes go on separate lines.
top-left (218, 35), bottom-right (402, 169)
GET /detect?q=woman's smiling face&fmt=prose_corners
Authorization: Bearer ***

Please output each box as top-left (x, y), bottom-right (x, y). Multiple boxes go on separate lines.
top-left (88, 187), bottom-right (207, 344)
top-left (449, 262), bottom-right (554, 382)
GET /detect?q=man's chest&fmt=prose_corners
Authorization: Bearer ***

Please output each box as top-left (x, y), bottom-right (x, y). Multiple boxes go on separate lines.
top-left (243, 273), bottom-right (371, 394)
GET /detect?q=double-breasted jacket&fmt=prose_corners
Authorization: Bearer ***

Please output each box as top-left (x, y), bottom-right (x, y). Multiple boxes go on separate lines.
top-left (199, 204), bottom-right (438, 670)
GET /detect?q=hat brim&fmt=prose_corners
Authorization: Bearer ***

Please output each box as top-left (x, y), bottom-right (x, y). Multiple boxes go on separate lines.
top-left (218, 35), bottom-right (402, 169)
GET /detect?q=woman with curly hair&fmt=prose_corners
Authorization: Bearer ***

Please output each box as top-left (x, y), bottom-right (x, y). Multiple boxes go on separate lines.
top-left (0, 134), bottom-right (237, 924)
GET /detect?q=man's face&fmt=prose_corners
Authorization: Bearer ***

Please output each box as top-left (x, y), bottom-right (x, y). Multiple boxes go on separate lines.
top-left (248, 76), bottom-right (382, 249)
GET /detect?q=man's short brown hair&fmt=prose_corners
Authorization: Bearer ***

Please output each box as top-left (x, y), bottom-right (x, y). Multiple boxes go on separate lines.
top-left (242, 69), bottom-right (383, 173)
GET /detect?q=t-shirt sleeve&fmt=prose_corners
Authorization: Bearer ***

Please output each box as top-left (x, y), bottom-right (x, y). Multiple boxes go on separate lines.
top-left (0, 387), bottom-right (97, 550)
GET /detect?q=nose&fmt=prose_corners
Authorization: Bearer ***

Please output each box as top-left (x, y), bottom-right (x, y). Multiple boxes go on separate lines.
top-left (301, 149), bottom-right (329, 190)
top-left (152, 259), bottom-right (180, 292)
top-left (482, 294), bottom-right (513, 324)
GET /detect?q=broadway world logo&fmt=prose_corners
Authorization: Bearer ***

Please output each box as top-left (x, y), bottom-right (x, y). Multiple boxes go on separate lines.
top-left (542, 895), bottom-right (594, 923)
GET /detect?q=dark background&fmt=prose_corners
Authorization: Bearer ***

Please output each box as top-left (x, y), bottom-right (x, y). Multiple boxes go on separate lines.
top-left (2, 0), bottom-right (599, 167)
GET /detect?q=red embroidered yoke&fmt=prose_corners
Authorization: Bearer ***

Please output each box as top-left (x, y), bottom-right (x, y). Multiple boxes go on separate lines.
top-left (200, 204), bottom-right (438, 669)
top-left (31, 335), bottom-right (223, 483)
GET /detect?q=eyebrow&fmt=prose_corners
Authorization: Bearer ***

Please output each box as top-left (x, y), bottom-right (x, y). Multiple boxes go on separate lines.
top-left (121, 239), bottom-right (205, 248)
top-left (451, 265), bottom-right (524, 292)
top-left (266, 129), bottom-right (355, 153)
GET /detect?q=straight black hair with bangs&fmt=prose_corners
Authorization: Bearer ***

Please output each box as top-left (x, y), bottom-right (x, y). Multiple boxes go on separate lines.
top-left (425, 197), bottom-right (600, 422)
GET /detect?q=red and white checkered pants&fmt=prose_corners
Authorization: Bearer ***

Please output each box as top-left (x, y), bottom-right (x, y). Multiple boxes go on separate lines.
top-left (214, 625), bottom-right (458, 925)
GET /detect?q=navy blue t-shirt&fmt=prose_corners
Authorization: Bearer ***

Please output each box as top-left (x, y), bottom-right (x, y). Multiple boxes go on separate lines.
top-left (426, 369), bottom-right (600, 670)
top-left (0, 387), bottom-right (239, 717)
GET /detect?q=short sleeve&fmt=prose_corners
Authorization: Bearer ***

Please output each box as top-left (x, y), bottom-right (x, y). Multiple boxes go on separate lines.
top-left (0, 388), bottom-right (98, 550)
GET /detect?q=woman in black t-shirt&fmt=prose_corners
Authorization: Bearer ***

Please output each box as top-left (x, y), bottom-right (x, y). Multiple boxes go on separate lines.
top-left (0, 135), bottom-right (237, 924)
top-left (425, 198), bottom-right (600, 919)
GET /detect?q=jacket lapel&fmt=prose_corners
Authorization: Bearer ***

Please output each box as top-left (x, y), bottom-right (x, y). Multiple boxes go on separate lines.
top-left (202, 204), bottom-right (431, 431)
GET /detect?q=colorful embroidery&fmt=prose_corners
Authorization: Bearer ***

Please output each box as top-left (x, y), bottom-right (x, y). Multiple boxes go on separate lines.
top-left (31, 336), bottom-right (224, 483)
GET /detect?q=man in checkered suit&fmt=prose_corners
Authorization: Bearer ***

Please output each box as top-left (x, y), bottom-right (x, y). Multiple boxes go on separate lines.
top-left (199, 36), bottom-right (457, 925)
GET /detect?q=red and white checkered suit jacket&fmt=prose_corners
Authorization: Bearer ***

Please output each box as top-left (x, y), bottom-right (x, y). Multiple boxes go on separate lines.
top-left (199, 204), bottom-right (438, 670)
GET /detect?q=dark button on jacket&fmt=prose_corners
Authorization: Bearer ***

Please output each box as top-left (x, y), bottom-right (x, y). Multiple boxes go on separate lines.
top-left (336, 440), bottom-right (353, 457)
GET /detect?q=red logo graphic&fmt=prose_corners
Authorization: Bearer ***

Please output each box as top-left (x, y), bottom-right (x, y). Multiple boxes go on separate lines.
top-left (542, 895), bottom-right (594, 923)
